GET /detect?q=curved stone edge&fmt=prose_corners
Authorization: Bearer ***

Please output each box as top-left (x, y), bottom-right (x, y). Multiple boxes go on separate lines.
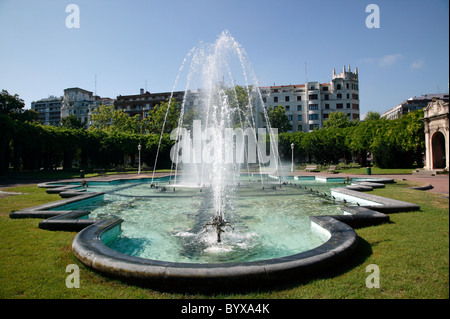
top-left (9, 192), bottom-right (104, 232)
top-left (331, 187), bottom-right (420, 214)
top-left (410, 184), bottom-right (434, 191)
top-left (71, 215), bottom-right (358, 290)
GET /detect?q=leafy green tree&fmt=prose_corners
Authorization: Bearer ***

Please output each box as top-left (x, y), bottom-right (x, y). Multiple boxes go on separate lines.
top-left (146, 101), bottom-right (181, 134)
top-left (323, 112), bottom-right (355, 129)
top-left (89, 105), bottom-right (115, 130)
top-left (267, 105), bottom-right (291, 133)
top-left (0, 90), bottom-right (25, 114)
top-left (61, 114), bottom-right (84, 129)
top-left (364, 111), bottom-right (381, 122)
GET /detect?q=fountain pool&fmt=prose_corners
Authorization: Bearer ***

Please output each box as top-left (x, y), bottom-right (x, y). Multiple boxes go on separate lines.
top-left (51, 176), bottom-right (347, 264)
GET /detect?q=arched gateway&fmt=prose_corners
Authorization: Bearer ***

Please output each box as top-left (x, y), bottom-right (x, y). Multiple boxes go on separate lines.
top-left (422, 98), bottom-right (449, 170)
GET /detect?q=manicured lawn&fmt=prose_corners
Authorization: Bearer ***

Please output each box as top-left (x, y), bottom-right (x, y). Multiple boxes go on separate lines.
top-left (335, 167), bottom-right (415, 175)
top-left (0, 180), bottom-right (448, 299)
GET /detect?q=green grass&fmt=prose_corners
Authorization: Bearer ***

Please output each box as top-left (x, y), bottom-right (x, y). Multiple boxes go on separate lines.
top-left (335, 167), bottom-right (415, 175)
top-left (294, 164), bottom-right (416, 175)
top-left (0, 181), bottom-right (448, 299)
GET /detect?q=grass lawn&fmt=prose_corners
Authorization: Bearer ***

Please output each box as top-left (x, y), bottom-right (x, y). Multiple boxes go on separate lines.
top-left (0, 180), bottom-right (448, 299)
top-left (335, 167), bottom-right (415, 175)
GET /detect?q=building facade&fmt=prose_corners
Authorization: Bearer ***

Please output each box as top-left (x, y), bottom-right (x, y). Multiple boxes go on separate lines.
top-left (61, 87), bottom-right (95, 126)
top-left (422, 97), bottom-right (449, 170)
top-left (31, 96), bottom-right (63, 126)
top-left (259, 66), bottom-right (360, 132)
top-left (115, 88), bottom-right (185, 118)
top-left (382, 93), bottom-right (449, 120)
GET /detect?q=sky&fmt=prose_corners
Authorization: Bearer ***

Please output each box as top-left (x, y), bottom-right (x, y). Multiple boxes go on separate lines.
top-left (0, 0), bottom-right (448, 117)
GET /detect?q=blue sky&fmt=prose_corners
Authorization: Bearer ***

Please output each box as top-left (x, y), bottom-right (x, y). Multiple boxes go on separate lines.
top-left (0, 0), bottom-right (448, 117)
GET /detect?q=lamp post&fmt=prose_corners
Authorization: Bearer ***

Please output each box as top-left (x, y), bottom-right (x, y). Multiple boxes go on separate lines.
top-left (291, 143), bottom-right (295, 173)
top-left (138, 144), bottom-right (142, 174)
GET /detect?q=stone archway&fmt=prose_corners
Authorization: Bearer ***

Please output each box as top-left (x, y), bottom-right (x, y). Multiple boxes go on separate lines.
top-left (432, 131), bottom-right (446, 169)
top-left (422, 98), bottom-right (449, 170)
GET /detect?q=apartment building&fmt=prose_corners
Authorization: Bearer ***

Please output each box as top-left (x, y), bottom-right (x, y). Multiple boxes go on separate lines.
top-left (31, 96), bottom-right (63, 126)
top-left (61, 87), bottom-right (95, 126)
top-left (259, 66), bottom-right (360, 132)
top-left (382, 93), bottom-right (449, 120)
top-left (115, 88), bottom-right (185, 118)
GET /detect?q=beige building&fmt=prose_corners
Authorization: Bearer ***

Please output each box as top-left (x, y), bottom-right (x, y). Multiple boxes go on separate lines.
top-left (259, 66), bottom-right (360, 132)
top-left (422, 97), bottom-right (449, 170)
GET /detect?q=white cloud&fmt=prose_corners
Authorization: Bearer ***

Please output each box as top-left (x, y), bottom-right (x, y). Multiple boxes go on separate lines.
top-left (410, 59), bottom-right (424, 70)
top-left (358, 53), bottom-right (403, 67)
top-left (378, 54), bottom-right (403, 67)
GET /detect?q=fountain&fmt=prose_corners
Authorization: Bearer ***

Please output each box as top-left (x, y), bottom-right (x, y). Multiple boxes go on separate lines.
top-left (157, 30), bottom-right (282, 244)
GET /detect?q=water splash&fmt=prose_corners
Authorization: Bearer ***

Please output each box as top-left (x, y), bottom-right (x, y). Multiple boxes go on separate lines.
top-left (155, 31), bottom-right (283, 241)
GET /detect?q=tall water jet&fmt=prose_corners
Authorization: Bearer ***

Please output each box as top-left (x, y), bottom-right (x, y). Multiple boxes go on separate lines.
top-left (164, 31), bottom-right (282, 242)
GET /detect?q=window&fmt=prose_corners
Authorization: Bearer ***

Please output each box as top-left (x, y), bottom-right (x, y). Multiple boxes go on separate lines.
top-left (309, 124), bottom-right (319, 131)
top-left (309, 104), bottom-right (319, 110)
top-left (298, 115), bottom-right (302, 121)
top-left (346, 103), bottom-right (351, 109)
top-left (263, 97), bottom-right (266, 103)
top-left (285, 96), bottom-right (290, 102)
top-left (287, 115), bottom-right (293, 121)
top-left (347, 94), bottom-right (350, 99)
top-left (346, 83), bottom-right (349, 89)
top-left (285, 105), bottom-right (290, 111)
top-left (309, 94), bottom-right (318, 100)
top-left (274, 96), bottom-right (278, 103)
top-left (297, 125), bottom-right (302, 132)
top-left (336, 84), bottom-right (341, 90)
top-left (352, 103), bottom-right (359, 110)
top-left (337, 93), bottom-right (342, 99)
top-left (297, 105), bottom-right (302, 111)
top-left (352, 94), bottom-right (358, 100)
top-left (325, 104), bottom-right (330, 109)
top-left (323, 113), bottom-right (329, 119)
top-left (322, 86), bottom-right (329, 91)
top-left (337, 103), bottom-right (343, 109)
top-left (352, 113), bottom-right (359, 120)
top-left (297, 96), bottom-right (302, 101)
top-left (309, 114), bottom-right (319, 120)
top-left (324, 94), bottom-right (329, 100)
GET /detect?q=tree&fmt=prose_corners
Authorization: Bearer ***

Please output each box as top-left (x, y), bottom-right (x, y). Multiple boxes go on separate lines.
top-left (89, 105), bottom-right (115, 130)
top-left (267, 105), bottom-right (291, 133)
top-left (364, 111), bottom-right (381, 122)
top-left (146, 101), bottom-right (181, 134)
top-left (61, 114), bottom-right (84, 129)
top-left (323, 112), bottom-right (355, 129)
top-left (0, 90), bottom-right (25, 114)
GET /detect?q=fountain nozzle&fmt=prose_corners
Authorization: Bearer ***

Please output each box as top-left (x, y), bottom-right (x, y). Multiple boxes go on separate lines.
top-left (203, 215), bottom-right (234, 243)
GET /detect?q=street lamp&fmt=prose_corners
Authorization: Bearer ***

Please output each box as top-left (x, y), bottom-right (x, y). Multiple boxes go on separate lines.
top-left (291, 143), bottom-right (295, 173)
top-left (138, 144), bottom-right (142, 174)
